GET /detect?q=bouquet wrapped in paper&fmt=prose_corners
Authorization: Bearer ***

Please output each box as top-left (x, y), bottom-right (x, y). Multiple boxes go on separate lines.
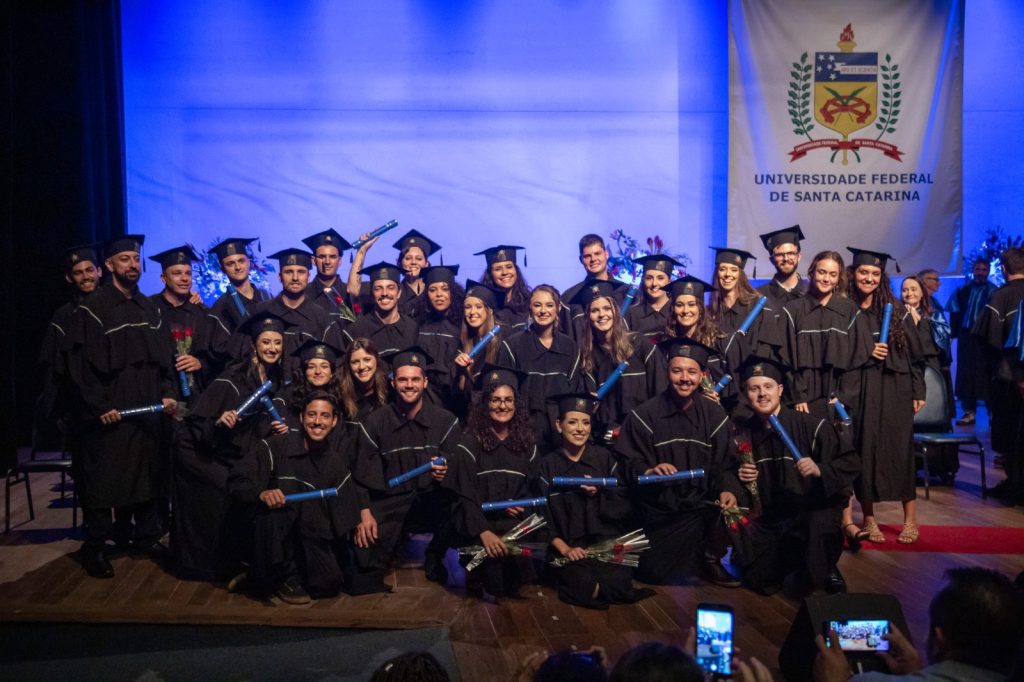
top-left (460, 513), bottom-right (547, 572)
top-left (549, 529), bottom-right (650, 568)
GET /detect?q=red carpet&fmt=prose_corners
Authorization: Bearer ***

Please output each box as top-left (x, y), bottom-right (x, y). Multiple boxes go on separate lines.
top-left (858, 524), bottom-right (1024, 554)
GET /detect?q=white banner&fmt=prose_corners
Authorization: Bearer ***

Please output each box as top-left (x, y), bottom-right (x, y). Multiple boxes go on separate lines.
top-left (728, 0), bottom-right (963, 274)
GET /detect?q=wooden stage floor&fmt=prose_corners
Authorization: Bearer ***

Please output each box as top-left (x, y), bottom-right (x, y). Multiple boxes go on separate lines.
top-left (2, 417), bottom-right (1022, 680)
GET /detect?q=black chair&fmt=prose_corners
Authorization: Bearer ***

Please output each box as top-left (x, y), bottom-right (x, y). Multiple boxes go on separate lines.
top-left (912, 365), bottom-right (986, 500)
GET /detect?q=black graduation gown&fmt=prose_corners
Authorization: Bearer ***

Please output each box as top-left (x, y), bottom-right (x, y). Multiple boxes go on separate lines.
top-left (497, 330), bottom-right (585, 448)
top-left (37, 298), bottom-right (79, 449)
top-left (950, 280), bottom-right (997, 407)
top-left (726, 408), bottom-right (859, 591)
top-left (341, 311), bottom-right (419, 357)
top-left (449, 432), bottom-right (540, 595)
top-left (250, 296), bottom-right (346, 375)
top-left (149, 294), bottom-right (218, 402)
top-left (624, 300), bottom-right (670, 342)
top-left (397, 280), bottom-right (426, 320)
top-left (350, 402), bottom-right (462, 572)
top-left (782, 295), bottom-right (859, 420)
top-left (67, 284), bottom-right (175, 508)
top-left (538, 446), bottom-right (649, 608)
top-left (583, 334), bottom-right (667, 435)
top-left (615, 392), bottom-right (733, 584)
top-left (494, 305), bottom-right (530, 336)
top-left (717, 297), bottom-right (786, 413)
top-left (305, 275), bottom-right (358, 333)
top-left (417, 316), bottom-right (460, 411)
top-left (229, 431), bottom-right (361, 596)
top-left (560, 277), bottom-right (628, 340)
top-left (841, 306), bottom-right (925, 503)
top-left (208, 284), bottom-right (271, 373)
top-left (756, 278), bottom-right (808, 306)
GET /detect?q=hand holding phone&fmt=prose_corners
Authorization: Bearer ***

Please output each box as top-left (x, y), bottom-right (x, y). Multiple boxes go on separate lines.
top-left (697, 603), bottom-right (734, 677)
top-left (825, 619), bottom-right (891, 652)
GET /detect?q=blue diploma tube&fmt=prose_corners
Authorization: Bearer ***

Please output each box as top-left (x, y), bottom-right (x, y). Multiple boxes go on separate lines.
top-left (737, 296), bottom-right (768, 335)
top-left (713, 374), bottom-right (733, 394)
top-left (350, 219), bottom-right (399, 249)
top-left (227, 284), bottom-right (248, 318)
top-left (481, 497), bottom-right (547, 512)
top-left (596, 361), bottom-right (630, 400)
top-left (285, 488), bottom-right (339, 503)
top-left (551, 476), bottom-right (618, 487)
top-left (235, 380), bottom-right (273, 417)
top-left (636, 468), bottom-right (705, 485)
top-left (260, 396), bottom-right (283, 423)
top-left (466, 325), bottom-right (501, 360)
top-left (177, 367), bottom-right (191, 398)
top-left (117, 403), bottom-right (165, 418)
top-left (619, 284), bottom-right (638, 315)
top-left (768, 414), bottom-right (803, 461)
top-left (833, 400), bottom-right (852, 425)
top-left (387, 457), bottom-right (446, 488)
top-left (879, 303), bottom-right (893, 345)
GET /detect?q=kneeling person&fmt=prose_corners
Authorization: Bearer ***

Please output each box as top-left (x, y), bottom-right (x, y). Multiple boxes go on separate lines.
top-left (729, 357), bottom-right (859, 595)
top-left (229, 391), bottom-right (360, 603)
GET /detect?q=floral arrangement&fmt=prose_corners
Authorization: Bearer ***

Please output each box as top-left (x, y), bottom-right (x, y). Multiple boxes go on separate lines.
top-left (191, 238), bottom-right (276, 306)
top-left (964, 227), bottom-right (1024, 285)
top-left (733, 434), bottom-right (760, 509)
top-left (607, 229), bottom-right (691, 284)
top-left (549, 529), bottom-right (650, 568)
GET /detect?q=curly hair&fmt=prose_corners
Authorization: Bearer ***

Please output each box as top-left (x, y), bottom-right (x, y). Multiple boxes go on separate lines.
top-left (846, 266), bottom-right (908, 352)
top-left (663, 296), bottom-right (725, 347)
top-left (709, 267), bottom-right (760, 322)
top-left (467, 384), bottom-right (535, 453)
top-left (338, 337), bottom-right (389, 419)
top-left (806, 250), bottom-right (849, 299)
top-left (288, 361), bottom-right (344, 415)
top-left (481, 263), bottom-right (532, 317)
top-left (578, 296), bottom-right (635, 374)
top-left (415, 280), bottom-right (466, 326)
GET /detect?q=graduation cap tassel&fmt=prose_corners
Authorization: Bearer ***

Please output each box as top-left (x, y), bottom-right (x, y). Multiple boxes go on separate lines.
top-left (893, 259), bottom-right (901, 274)
top-left (524, 251), bottom-right (528, 268)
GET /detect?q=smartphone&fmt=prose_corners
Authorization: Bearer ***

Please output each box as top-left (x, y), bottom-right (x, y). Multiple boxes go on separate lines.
top-left (696, 603), bottom-right (734, 677)
top-left (825, 619), bottom-right (891, 652)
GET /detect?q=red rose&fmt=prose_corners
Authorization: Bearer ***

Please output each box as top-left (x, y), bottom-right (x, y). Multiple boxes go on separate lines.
top-left (184, 327), bottom-right (193, 337)
top-left (728, 521), bottom-right (740, 533)
top-left (520, 548), bottom-right (532, 557)
top-left (171, 329), bottom-right (183, 340)
top-left (737, 442), bottom-right (752, 454)
top-left (334, 295), bottom-right (343, 304)
top-left (739, 516), bottom-right (751, 526)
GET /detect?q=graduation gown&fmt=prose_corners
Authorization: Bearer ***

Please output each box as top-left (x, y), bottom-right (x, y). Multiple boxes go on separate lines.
top-left (449, 431), bottom-right (540, 595)
top-left (67, 283), bottom-right (175, 508)
top-left (538, 446), bottom-right (649, 608)
top-left (716, 298), bottom-right (786, 413)
top-left (756, 278), bottom-right (808, 306)
top-left (494, 305), bottom-right (530, 336)
top-left (624, 300), bottom-right (670, 342)
top-left (912, 314), bottom-right (959, 476)
top-left (841, 306), bottom-right (925, 503)
top-left (417, 316), bottom-right (460, 411)
top-left (229, 431), bottom-right (361, 596)
top-left (560, 278), bottom-right (628, 340)
top-left (150, 293), bottom-right (218, 402)
top-left (350, 402), bottom-right (462, 572)
top-left (615, 392), bottom-right (733, 584)
top-left (782, 294), bottom-right (859, 420)
top-left (37, 298), bottom-right (80, 449)
top-left (497, 330), bottom-right (585, 448)
top-left (208, 284), bottom-right (271, 372)
top-left (341, 311), bottom-right (419, 357)
top-left (250, 296), bottom-right (346, 375)
top-left (950, 280), bottom-right (997, 406)
top-left (305, 275), bottom-right (358, 333)
top-left (583, 334), bottom-right (667, 435)
top-left (397, 280), bottom-right (426, 320)
top-left (726, 408), bottom-right (859, 591)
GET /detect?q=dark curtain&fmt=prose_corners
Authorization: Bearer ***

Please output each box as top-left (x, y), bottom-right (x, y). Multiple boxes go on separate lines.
top-left (2, 1), bottom-right (125, 470)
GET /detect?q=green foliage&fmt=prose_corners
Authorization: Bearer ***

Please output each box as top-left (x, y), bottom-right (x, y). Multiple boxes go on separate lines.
top-left (875, 53), bottom-right (901, 138)
top-left (788, 52), bottom-right (814, 138)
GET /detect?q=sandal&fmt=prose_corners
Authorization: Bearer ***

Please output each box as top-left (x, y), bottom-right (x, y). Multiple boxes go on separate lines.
top-left (897, 522), bottom-right (920, 544)
top-left (862, 519), bottom-right (886, 543)
top-left (843, 523), bottom-right (868, 551)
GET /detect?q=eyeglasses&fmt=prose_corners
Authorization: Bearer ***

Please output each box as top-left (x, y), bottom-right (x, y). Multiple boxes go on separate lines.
top-left (773, 251), bottom-right (800, 261)
top-left (489, 397), bottom-right (515, 406)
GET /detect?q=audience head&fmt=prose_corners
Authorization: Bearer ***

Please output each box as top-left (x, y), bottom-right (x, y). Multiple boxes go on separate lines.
top-left (535, 649), bottom-right (608, 682)
top-left (1002, 247), bottom-right (1024, 278)
top-left (369, 651), bottom-right (450, 682)
top-left (609, 642), bottom-right (703, 682)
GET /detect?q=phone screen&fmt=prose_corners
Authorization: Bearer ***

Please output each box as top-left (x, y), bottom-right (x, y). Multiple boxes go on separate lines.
top-left (697, 607), bottom-right (734, 676)
top-left (827, 619), bottom-right (891, 652)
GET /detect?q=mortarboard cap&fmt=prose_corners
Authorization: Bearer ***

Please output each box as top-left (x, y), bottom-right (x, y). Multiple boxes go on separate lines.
top-left (210, 237), bottom-right (257, 263)
top-left (476, 364), bottom-right (527, 393)
top-left (302, 229), bottom-right (352, 254)
top-left (847, 246), bottom-right (901, 273)
top-left (759, 225), bottom-right (805, 253)
top-left (667, 275), bottom-right (714, 301)
top-left (569, 280), bottom-right (619, 310)
top-left (292, 339), bottom-right (343, 366)
top-left (464, 279), bottom-right (505, 309)
top-left (63, 244), bottom-right (100, 272)
top-left (393, 229), bottom-right (441, 258)
top-left (387, 346), bottom-right (434, 371)
top-left (738, 355), bottom-right (787, 384)
top-left (148, 244), bottom-right (200, 271)
top-left (421, 265), bottom-right (460, 286)
top-left (359, 261), bottom-right (403, 284)
top-left (657, 336), bottom-right (716, 370)
top-left (474, 245), bottom-right (525, 266)
top-left (634, 254), bottom-right (681, 275)
top-left (547, 392), bottom-right (600, 417)
top-left (104, 234), bottom-right (145, 259)
top-left (237, 311), bottom-right (291, 340)
top-left (268, 248), bottom-right (313, 269)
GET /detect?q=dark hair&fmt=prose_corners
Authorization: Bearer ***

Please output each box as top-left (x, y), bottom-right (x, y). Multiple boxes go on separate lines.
top-left (338, 337), bottom-right (389, 419)
top-left (301, 390), bottom-right (338, 413)
top-left (578, 234), bottom-right (607, 255)
top-left (972, 256), bottom-right (991, 268)
top-left (535, 650), bottom-right (608, 682)
top-left (481, 263), bottom-right (532, 316)
top-left (846, 266), bottom-right (909, 352)
top-left (902, 275), bottom-right (934, 317)
top-left (609, 642), bottom-right (703, 682)
top-left (1002, 247), bottom-right (1024, 276)
top-left (395, 244), bottom-right (429, 281)
top-left (369, 651), bottom-right (450, 682)
top-left (663, 293), bottom-right (724, 347)
top-left (416, 279), bottom-right (466, 326)
top-left (709, 268), bottom-right (760, 322)
top-left (467, 384), bottom-right (535, 453)
top-left (289, 359), bottom-right (344, 414)
top-left (929, 567), bottom-right (1024, 673)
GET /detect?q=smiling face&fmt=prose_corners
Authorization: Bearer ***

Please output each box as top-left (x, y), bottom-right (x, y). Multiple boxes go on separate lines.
top-left (854, 265), bottom-right (882, 298)
top-left (427, 282), bottom-right (451, 313)
top-left (400, 246), bottom-right (427, 279)
top-left (105, 251), bottom-right (141, 287)
top-left (643, 270), bottom-right (670, 302)
top-left (302, 398), bottom-right (338, 442)
top-left (464, 296), bottom-right (489, 330)
top-left (161, 263), bottom-right (193, 297)
top-left (673, 294), bottom-right (701, 330)
top-left (557, 410), bottom-right (592, 448)
top-left (489, 261), bottom-right (517, 290)
top-left (745, 375), bottom-right (783, 417)
top-left (771, 244), bottom-right (801, 276)
top-left (810, 257), bottom-right (841, 297)
top-left (488, 385), bottom-right (516, 427)
top-left (587, 296), bottom-right (615, 334)
top-left (668, 355), bottom-right (702, 401)
top-left (901, 278), bottom-right (923, 309)
top-left (254, 331), bottom-right (284, 365)
top-left (530, 289), bottom-right (557, 329)
top-left (392, 365), bottom-right (427, 407)
top-left (716, 263), bottom-right (740, 292)
top-left (348, 348), bottom-right (377, 387)
top-left (314, 245), bottom-right (340, 278)
top-left (280, 264), bottom-right (309, 295)
top-left (66, 260), bottom-right (100, 294)
top-left (305, 358), bottom-right (333, 387)
top-left (580, 243), bottom-right (608, 276)
top-left (220, 253), bottom-right (250, 285)
top-left (373, 280), bottom-right (400, 313)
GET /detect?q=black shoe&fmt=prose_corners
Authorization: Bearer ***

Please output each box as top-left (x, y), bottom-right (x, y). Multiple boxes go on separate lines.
top-left (275, 575), bottom-right (311, 605)
top-left (702, 559), bottom-right (741, 588)
top-left (135, 540), bottom-right (171, 562)
top-left (825, 568), bottom-right (847, 594)
top-left (424, 557), bottom-right (449, 585)
top-left (83, 551), bottom-right (114, 579)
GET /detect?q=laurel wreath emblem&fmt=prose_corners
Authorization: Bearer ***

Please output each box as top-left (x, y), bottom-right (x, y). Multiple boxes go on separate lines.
top-left (788, 52), bottom-right (814, 140)
top-left (876, 53), bottom-right (901, 138)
